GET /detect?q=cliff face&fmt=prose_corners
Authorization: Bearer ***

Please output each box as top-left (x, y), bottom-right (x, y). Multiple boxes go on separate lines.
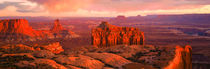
top-left (164, 45), bottom-right (192, 69)
top-left (91, 22), bottom-right (144, 47)
top-left (0, 19), bottom-right (42, 41)
top-left (0, 19), bottom-right (78, 42)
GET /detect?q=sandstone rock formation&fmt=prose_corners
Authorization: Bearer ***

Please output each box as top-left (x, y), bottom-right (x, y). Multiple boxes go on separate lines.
top-left (54, 55), bottom-right (104, 69)
top-left (164, 45), bottom-right (192, 69)
top-left (0, 19), bottom-right (43, 41)
top-left (122, 63), bottom-right (157, 69)
top-left (50, 19), bottom-right (78, 38)
top-left (32, 50), bottom-right (55, 58)
top-left (15, 59), bottom-right (67, 69)
top-left (0, 19), bottom-right (78, 42)
top-left (0, 42), bottom-right (64, 54)
top-left (0, 44), bottom-right (35, 53)
top-left (91, 22), bottom-right (144, 47)
top-left (0, 44), bottom-right (192, 69)
top-left (85, 53), bottom-right (132, 68)
top-left (36, 42), bottom-right (64, 54)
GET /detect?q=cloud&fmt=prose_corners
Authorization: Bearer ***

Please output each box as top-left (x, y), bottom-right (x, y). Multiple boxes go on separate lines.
top-left (27, 0), bottom-right (210, 12)
top-left (28, 0), bottom-right (92, 13)
top-left (0, 1), bottom-right (44, 13)
top-left (87, 0), bottom-right (210, 12)
top-left (1, 0), bottom-right (210, 17)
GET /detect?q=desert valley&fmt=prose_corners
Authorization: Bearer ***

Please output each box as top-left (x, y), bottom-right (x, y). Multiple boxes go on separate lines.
top-left (0, 14), bottom-right (209, 69)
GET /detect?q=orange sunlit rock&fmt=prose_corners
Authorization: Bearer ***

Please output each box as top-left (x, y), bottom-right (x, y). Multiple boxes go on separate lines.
top-left (164, 45), bottom-right (192, 69)
top-left (50, 19), bottom-right (76, 38)
top-left (0, 44), bottom-right (35, 53)
top-left (91, 21), bottom-right (144, 47)
top-left (0, 19), bottom-right (78, 42)
top-left (38, 42), bottom-right (64, 54)
top-left (0, 19), bottom-right (43, 41)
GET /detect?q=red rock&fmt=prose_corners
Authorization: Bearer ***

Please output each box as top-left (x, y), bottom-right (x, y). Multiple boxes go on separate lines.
top-left (0, 53), bottom-right (35, 65)
top-left (0, 19), bottom-right (43, 41)
top-left (50, 19), bottom-right (77, 38)
top-left (0, 44), bottom-right (35, 53)
top-left (122, 63), bottom-right (157, 69)
top-left (54, 55), bottom-right (104, 69)
top-left (85, 53), bottom-right (132, 68)
top-left (0, 19), bottom-right (78, 42)
top-left (38, 42), bottom-right (64, 54)
top-left (91, 21), bottom-right (144, 47)
top-left (15, 59), bottom-right (67, 69)
top-left (164, 45), bottom-right (192, 69)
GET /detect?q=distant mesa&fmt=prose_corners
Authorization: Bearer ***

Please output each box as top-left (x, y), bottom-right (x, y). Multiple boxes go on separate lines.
top-left (0, 19), bottom-right (78, 42)
top-left (91, 21), bottom-right (144, 47)
top-left (116, 15), bottom-right (126, 19)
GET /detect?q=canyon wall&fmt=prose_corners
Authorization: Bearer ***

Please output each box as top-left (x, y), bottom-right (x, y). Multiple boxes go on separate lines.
top-left (91, 21), bottom-right (144, 47)
top-left (0, 19), bottom-right (44, 41)
top-left (0, 19), bottom-right (77, 42)
top-left (164, 45), bottom-right (192, 69)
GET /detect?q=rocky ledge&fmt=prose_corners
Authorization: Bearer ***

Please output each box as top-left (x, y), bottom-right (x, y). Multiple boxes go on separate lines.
top-left (0, 44), bottom-right (192, 69)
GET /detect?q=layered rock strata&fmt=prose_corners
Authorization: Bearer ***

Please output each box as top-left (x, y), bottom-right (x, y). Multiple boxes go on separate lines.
top-left (0, 44), bottom-right (192, 69)
top-left (91, 22), bottom-right (144, 47)
top-left (0, 19), bottom-right (78, 42)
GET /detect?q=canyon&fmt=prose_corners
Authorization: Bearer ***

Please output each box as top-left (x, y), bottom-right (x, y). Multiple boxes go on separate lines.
top-left (0, 18), bottom-right (197, 69)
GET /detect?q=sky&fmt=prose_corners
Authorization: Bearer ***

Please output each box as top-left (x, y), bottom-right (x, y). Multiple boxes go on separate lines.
top-left (0, 0), bottom-right (210, 17)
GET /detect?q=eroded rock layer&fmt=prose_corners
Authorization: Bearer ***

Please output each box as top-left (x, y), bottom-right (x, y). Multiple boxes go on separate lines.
top-left (91, 21), bottom-right (144, 47)
top-left (50, 19), bottom-right (78, 38)
top-left (0, 19), bottom-right (78, 42)
top-left (164, 45), bottom-right (192, 69)
top-left (0, 44), bottom-right (192, 69)
top-left (0, 19), bottom-right (43, 41)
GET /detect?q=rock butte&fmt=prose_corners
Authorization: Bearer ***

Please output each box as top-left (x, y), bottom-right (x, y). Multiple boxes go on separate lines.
top-left (91, 21), bottom-right (144, 47)
top-left (0, 19), bottom-right (77, 42)
top-left (164, 45), bottom-right (192, 69)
